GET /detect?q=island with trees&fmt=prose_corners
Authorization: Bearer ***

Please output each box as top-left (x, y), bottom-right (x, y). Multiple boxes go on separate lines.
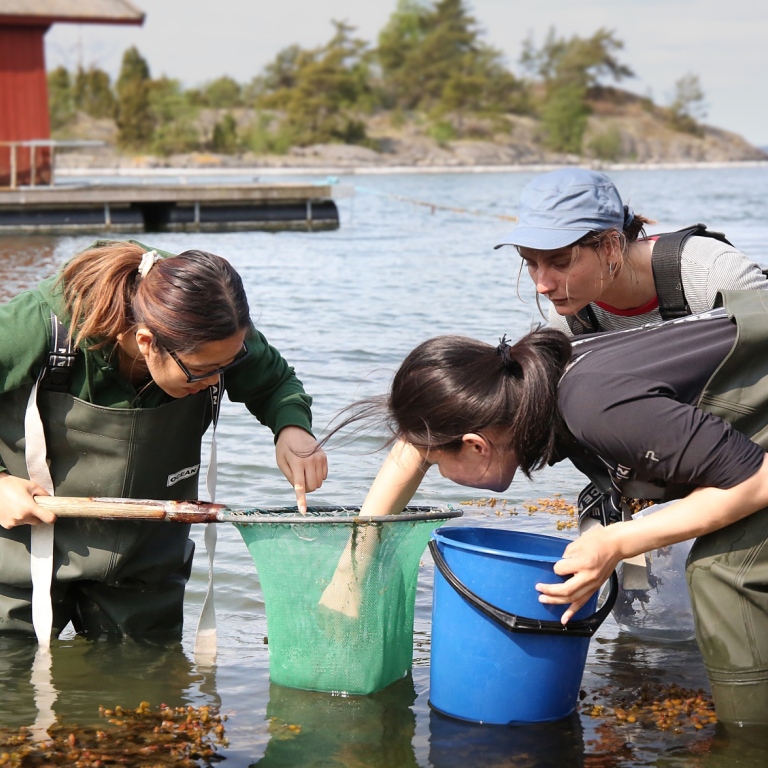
top-left (48, 0), bottom-right (766, 170)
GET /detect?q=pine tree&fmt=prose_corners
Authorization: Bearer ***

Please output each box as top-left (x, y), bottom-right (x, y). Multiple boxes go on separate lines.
top-left (73, 66), bottom-right (116, 119)
top-left (668, 73), bottom-right (706, 135)
top-left (258, 21), bottom-right (372, 146)
top-left (148, 77), bottom-right (202, 155)
top-left (211, 113), bottom-right (239, 153)
top-left (377, 0), bottom-right (523, 116)
top-left (201, 76), bottom-right (243, 108)
top-left (115, 47), bottom-right (154, 149)
top-left (48, 66), bottom-right (74, 131)
top-left (521, 27), bottom-right (633, 153)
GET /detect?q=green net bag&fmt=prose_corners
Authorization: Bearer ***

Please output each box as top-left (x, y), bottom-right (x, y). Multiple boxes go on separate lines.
top-left (233, 506), bottom-right (461, 695)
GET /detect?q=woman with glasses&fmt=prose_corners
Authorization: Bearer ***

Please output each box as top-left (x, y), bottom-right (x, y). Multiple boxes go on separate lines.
top-left (495, 167), bottom-right (768, 335)
top-left (0, 240), bottom-right (327, 638)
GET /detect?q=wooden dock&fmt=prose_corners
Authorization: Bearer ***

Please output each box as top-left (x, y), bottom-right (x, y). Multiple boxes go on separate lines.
top-left (0, 181), bottom-right (345, 234)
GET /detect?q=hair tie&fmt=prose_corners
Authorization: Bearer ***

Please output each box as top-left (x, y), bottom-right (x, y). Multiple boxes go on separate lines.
top-left (138, 250), bottom-right (160, 280)
top-left (622, 205), bottom-right (635, 231)
top-left (496, 335), bottom-right (523, 377)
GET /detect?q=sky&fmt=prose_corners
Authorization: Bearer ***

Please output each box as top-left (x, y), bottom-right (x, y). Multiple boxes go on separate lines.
top-left (43, 0), bottom-right (768, 147)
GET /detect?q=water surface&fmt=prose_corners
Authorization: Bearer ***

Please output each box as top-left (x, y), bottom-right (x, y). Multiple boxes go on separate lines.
top-left (2, 166), bottom-right (768, 766)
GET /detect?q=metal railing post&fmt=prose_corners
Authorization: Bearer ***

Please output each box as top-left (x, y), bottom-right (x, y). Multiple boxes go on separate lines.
top-left (30, 145), bottom-right (36, 187)
top-left (10, 143), bottom-right (17, 189)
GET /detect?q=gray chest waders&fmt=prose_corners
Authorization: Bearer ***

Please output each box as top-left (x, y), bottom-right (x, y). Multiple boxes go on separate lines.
top-left (0, 355), bottom-right (219, 642)
top-left (686, 289), bottom-right (768, 724)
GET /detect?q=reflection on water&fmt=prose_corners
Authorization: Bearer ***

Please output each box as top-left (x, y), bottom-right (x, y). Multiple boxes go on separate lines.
top-left (0, 635), bottom-right (220, 730)
top-left (428, 711), bottom-right (589, 768)
top-left (2, 167), bottom-right (768, 766)
top-left (253, 676), bottom-right (418, 768)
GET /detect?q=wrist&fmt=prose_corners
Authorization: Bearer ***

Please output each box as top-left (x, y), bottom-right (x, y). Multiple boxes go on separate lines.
top-left (604, 520), bottom-right (635, 561)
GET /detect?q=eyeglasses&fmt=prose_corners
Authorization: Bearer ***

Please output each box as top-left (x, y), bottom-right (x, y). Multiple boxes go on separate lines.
top-left (168, 343), bottom-right (249, 383)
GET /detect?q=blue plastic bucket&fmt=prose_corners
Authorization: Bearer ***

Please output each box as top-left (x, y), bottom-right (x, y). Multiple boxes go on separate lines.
top-left (429, 528), bottom-right (617, 725)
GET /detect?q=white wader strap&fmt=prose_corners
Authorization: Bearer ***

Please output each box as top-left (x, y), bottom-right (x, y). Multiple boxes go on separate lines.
top-left (25, 374), bottom-right (55, 648)
top-left (194, 383), bottom-right (221, 666)
top-left (25, 373), bottom-right (58, 739)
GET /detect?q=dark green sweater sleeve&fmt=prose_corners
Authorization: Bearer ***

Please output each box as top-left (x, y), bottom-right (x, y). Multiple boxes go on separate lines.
top-left (0, 290), bottom-right (50, 395)
top-left (0, 290), bottom-right (52, 474)
top-left (222, 328), bottom-right (314, 440)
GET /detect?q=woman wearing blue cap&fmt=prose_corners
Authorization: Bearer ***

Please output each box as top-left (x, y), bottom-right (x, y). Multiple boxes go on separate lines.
top-left (495, 168), bottom-right (768, 334)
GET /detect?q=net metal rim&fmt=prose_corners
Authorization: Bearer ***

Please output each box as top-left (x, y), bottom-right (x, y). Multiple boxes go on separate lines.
top-left (226, 504), bottom-right (462, 525)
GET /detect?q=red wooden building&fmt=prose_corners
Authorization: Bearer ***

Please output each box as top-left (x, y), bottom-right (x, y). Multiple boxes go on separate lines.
top-left (0, 0), bottom-right (144, 187)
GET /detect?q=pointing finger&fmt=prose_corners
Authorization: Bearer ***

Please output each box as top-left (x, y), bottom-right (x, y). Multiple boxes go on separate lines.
top-left (294, 483), bottom-right (307, 515)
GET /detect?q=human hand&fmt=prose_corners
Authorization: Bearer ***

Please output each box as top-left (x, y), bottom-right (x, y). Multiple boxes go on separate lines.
top-left (275, 426), bottom-right (328, 514)
top-left (535, 523), bottom-right (621, 624)
top-left (0, 473), bottom-right (55, 529)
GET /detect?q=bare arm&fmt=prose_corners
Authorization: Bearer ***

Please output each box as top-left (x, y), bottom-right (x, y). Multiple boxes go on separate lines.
top-left (319, 440), bottom-right (431, 617)
top-left (359, 440), bottom-right (432, 517)
top-left (537, 453), bottom-right (768, 623)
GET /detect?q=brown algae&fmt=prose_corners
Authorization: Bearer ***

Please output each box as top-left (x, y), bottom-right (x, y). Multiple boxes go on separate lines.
top-left (0, 702), bottom-right (227, 767)
top-left (461, 494), bottom-right (578, 530)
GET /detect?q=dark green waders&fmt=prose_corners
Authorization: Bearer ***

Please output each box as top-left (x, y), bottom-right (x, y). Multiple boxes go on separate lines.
top-left (690, 290), bottom-right (768, 724)
top-left (0, 385), bottom-right (214, 639)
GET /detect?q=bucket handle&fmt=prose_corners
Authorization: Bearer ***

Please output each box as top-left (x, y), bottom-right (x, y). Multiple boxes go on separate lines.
top-left (429, 540), bottom-right (618, 638)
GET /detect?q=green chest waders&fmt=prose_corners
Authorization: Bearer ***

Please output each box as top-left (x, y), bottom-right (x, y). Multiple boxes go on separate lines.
top-left (688, 289), bottom-right (768, 724)
top-left (0, 382), bottom-right (215, 638)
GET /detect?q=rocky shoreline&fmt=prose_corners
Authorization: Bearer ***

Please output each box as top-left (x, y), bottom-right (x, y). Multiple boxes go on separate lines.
top-left (56, 158), bottom-right (768, 179)
top-left (52, 109), bottom-right (767, 176)
top-left (48, 97), bottom-right (768, 181)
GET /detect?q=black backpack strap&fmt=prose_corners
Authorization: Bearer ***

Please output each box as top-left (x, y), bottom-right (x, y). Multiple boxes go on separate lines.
top-left (39, 312), bottom-right (78, 393)
top-left (652, 223), bottom-right (733, 320)
top-left (566, 303), bottom-right (601, 335)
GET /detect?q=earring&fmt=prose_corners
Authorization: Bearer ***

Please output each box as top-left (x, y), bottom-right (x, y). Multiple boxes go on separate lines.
top-left (608, 263), bottom-right (616, 276)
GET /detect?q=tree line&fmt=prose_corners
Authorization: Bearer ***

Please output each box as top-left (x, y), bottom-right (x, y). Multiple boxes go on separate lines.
top-left (48, 0), bottom-right (707, 158)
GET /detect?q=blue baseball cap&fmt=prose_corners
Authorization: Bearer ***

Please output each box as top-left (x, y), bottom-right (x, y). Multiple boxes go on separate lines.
top-left (494, 168), bottom-right (627, 251)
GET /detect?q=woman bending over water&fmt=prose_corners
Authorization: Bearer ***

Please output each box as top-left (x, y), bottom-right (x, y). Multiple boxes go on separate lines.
top-left (355, 289), bottom-right (768, 726)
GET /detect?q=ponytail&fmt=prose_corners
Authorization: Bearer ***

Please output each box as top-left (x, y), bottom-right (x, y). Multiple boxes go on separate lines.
top-left (60, 242), bottom-right (147, 348)
top-left (623, 211), bottom-right (655, 243)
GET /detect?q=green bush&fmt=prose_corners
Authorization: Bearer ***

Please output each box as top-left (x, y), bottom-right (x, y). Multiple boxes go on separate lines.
top-left (588, 124), bottom-right (623, 161)
top-left (540, 84), bottom-right (589, 153)
top-left (211, 113), bottom-right (239, 153)
top-left (243, 113), bottom-right (295, 155)
top-left (151, 121), bottom-right (201, 156)
top-left (429, 120), bottom-right (456, 145)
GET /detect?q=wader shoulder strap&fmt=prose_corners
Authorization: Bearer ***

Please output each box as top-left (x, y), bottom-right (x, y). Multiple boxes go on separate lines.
top-left (698, 290), bottom-right (768, 450)
top-left (39, 312), bottom-right (78, 393)
top-left (652, 223), bottom-right (734, 321)
top-left (195, 381), bottom-right (223, 666)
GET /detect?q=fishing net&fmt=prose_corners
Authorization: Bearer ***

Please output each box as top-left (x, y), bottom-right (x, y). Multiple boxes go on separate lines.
top-left (233, 506), bottom-right (461, 695)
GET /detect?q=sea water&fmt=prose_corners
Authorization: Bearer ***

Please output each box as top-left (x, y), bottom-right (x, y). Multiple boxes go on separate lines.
top-left (1, 164), bottom-right (768, 766)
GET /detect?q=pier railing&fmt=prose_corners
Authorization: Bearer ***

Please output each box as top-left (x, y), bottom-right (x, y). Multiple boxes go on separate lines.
top-left (0, 139), bottom-right (104, 189)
